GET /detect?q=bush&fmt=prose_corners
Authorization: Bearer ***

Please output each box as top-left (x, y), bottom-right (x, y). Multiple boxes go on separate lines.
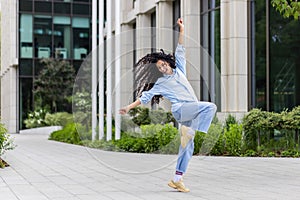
top-left (0, 123), bottom-right (15, 168)
top-left (128, 107), bottom-right (175, 126)
top-left (224, 124), bottom-right (243, 156)
top-left (49, 123), bottom-right (89, 145)
top-left (45, 112), bottom-right (73, 127)
top-left (24, 108), bottom-right (49, 128)
top-left (197, 123), bottom-right (224, 156)
top-left (114, 124), bottom-right (178, 153)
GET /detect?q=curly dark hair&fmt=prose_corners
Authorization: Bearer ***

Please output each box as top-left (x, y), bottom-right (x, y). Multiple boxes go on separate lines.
top-left (134, 49), bottom-right (176, 104)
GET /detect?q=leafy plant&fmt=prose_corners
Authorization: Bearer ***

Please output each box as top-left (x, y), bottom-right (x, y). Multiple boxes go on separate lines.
top-left (128, 107), bottom-right (175, 126)
top-left (49, 123), bottom-right (88, 145)
top-left (44, 112), bottom-right (73, 127)
top-left (24, 108), bottom-right (50, 128)
top-left (271, 0), bottom-right (300, 19)
top-left (224, 114), bottom-right (238, 131)
top-left (0, 123), bottom-right (15, 168)
top-left (224, 124), bottom-right (243, 156)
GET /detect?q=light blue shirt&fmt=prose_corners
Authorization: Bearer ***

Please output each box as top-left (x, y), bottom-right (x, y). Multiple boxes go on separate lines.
top-left (139, 44), bottom-right (198, 112)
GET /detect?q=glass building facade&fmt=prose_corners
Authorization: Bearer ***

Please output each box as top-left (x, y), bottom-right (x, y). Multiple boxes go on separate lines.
top-left (200, 0), bottom-right (221, 111)
top-left (253, 1), bottom-right (300, 112)
top-left (19, 0), bottom-right (92, 129)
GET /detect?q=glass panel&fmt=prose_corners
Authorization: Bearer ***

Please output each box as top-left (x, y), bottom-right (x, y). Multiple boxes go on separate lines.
top-left (72, 17), bottom-right (89, 28)
top-left (54, 2), bottom-right (71, 14)
top-left (72, 17), bottom-right (89, 59)
top-left (73, 3), bottom-right (90, 15)
top-left (34, 15), bottom-right (52, 58)
top-left (20, 14), bottom-right (33, 58)
top-left (269, 5), bottom-right (300, 111)
top-left (200, 1), bottom-right (221, 110)
top-left (53, 16), bottom-right (71, 59)
top-left (151, 12), bottom-right (156, 52)
top-left (19, 59), bottom-right (33, 76)
top-left (34, 1), bottom-right (52, 13)
top-left (19, 78), bottom-right (33, 130)
top-left (255, 0), bottom-right (266, 110)
top-left (73, 0), bottom-right (90, 2)
top-left (20, 0), bottom-right (33, 12)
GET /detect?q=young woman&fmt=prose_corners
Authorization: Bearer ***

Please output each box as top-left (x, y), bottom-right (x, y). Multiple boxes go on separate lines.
top-left (119, 18), bottom-right (217, 193)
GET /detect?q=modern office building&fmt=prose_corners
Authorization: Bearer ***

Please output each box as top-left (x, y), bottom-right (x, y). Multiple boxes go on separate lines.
top-left (1, 0), bottom-right (91, 132)
top-left (1, 0), bottom-right (300, 135)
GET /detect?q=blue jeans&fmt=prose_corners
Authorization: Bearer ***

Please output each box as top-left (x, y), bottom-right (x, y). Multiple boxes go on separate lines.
top-left (172, 101), bottom-right (217, 173)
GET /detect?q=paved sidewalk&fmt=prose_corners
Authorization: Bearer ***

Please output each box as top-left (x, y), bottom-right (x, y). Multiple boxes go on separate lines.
top-left (1, 134), bottom-right (300, 200)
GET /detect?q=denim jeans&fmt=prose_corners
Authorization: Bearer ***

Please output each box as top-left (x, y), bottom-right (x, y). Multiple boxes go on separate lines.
top-left (172, 101), bottom-right (217, 173)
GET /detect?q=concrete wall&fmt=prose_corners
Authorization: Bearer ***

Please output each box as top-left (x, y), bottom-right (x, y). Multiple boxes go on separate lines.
top-left (0, 0), bottom-right (18, 133)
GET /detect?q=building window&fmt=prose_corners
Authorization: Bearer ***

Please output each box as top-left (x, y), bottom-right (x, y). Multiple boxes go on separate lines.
top-left (151, 12), bottom-right (156, 52)
top-left (20, 0), bottom-right (33, 12)
top-left (54, 2), bottom-right (71, 14)
top-left (72, 17), bottom-right (90, 59)
top-left (20, 14), bottom-right (33, 58)
top-left (200, 0), bottom-right (221, 110)
top-left (173, 0), bottom-right (180, 50)
top-left (34, 1), bottom-right (52, 13)
top-left (253, 1), bottom-right (300, 112)
top-left (34, 15), bottom-right (52, 58)
top-left (54, 16), bottom-right (71, 59)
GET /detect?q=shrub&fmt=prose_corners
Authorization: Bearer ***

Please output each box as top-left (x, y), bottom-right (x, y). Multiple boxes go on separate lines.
top-left (128, 107), bottom-right (175, 126)
top-left (44, 112), bottom-right (73, 127)
top-left (224, 114), bottom-right (238, 131)
top-left (0, 123), bottom-right (15, 168)
top-left (114, 124), bottom-right (178, 153)
top-left (49, 123), bottom-right (89, 145)
top-left (198, 123), bottom-right (224, 156)
top-left (24, 108), bottom-right (49, 128)
top-left (224, 124), bottom-right (243, 156)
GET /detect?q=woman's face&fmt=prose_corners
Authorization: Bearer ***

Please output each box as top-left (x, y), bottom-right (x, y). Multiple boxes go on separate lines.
top-left (156, 60), bottom-right (173, 75)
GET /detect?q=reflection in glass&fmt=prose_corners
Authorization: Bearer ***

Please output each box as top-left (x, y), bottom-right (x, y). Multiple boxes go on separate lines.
top-left (200, 0), bottom-right (221, 111)
top-left (72, 17), bottom-right (89, 59)
top-left (34, 15), bottom-right (52, 58)
top-left (19, 78), bottom-right (33, 129)
top-left (269, 5), bottom-right (300, 111)
top-left (254, 0), bottom-right (267, 110)
top-left (54, 16), bottom-right (71, 59)
top-left (20, 14), bottom-right (33, 58)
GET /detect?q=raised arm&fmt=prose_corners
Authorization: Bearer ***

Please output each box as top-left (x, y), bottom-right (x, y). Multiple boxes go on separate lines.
top-left (177, 18), bottom-right (184, 45)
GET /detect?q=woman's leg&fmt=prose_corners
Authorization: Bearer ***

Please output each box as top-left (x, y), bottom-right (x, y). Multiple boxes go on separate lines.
top-left (176, 101), bottom-right (217, 133)
top-left (169, 102), bottom-right (216, 191)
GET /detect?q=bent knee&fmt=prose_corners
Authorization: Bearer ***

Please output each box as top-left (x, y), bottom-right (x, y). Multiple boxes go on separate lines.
top-left (209, 102), bottom-right (217, 112)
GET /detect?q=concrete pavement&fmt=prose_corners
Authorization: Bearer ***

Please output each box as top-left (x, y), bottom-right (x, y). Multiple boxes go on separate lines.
top-left (1, 133), bottom-right (300, 200)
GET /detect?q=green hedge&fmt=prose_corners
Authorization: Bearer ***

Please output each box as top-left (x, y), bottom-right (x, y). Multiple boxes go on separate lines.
top-left (48, 106), bottom-right (300, 157)
top-left (25, 109), bottom-right (73, 129)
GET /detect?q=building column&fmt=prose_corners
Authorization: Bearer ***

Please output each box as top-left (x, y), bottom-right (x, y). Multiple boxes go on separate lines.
top-left (136, 14), bottom-right (151, 60)
top-left (1, 0), bottom-right (18, 133)
top-left (156, 0), bottom-right (173, 52)
top-left (221, 0), bottom-right (249, 117)
top-left (182, 0), bottom-right (202, 99)
top-left (120, 24), bottom-right (135, 108)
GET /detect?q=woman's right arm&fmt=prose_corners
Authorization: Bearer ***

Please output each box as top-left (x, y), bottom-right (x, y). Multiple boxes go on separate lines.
top-left (177, 18), bottom-right (184, 45)
top-left (119, 99), bottom-right (141, 115)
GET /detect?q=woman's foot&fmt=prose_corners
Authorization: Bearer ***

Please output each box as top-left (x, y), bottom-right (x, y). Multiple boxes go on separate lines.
top-left (168, 179), bottom-right (190, 192)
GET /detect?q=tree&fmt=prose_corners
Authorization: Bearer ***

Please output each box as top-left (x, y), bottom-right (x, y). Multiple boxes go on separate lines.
top-left (34, 58), bottom-right (75, 113)
top-left (271, 0), bottom-right (300, 19)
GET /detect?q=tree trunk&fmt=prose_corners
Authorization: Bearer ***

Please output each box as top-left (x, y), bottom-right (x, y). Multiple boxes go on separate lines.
top-left (257, 130), bottom-right (261, 147)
